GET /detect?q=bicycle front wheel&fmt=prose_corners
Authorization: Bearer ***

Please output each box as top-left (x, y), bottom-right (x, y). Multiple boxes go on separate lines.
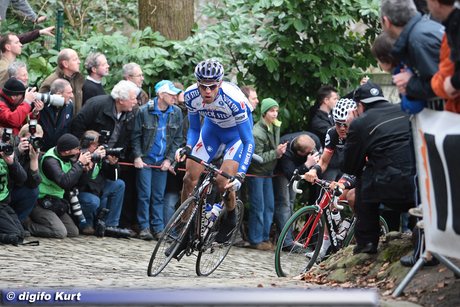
top-left (147, 197), bottom-right (198, 276)
top-left (275, 206), bottom-right (324, 277)
top-left (196, 199), bottom-right (244, 276)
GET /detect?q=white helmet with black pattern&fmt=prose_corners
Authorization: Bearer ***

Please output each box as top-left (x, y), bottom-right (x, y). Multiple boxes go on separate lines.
top-left (333, 98), bottom-right (357, 123)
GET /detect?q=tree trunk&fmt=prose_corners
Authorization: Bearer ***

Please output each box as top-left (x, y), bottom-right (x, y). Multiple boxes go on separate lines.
top-left (138, 0), bottom-right (194, 41)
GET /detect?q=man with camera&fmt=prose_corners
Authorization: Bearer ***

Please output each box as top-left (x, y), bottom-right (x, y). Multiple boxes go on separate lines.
top-left (38, 78), bottom-right (74, 151)
top-left (76, 130), bottom-right (125, 236)
top-left (70, 80), bottom-right (138, 152)
top-left (0, 77), bottom-right (44, 135)
top-left (0, 127), bottom-right (28, 245)
top-left (9, 122), bottom-right (42, 225)
top-left (26, 133), bottom-right (92, 238)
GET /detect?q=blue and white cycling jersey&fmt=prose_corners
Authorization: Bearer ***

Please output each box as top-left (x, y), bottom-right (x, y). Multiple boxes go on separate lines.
top-left (184, 82), bottom-right (253, 129)
top-left (184, 81), bottom-right (255, 174)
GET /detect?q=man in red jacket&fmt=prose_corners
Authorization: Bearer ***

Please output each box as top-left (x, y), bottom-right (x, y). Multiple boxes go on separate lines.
top-left (0, 77), bottom-right (43, 135)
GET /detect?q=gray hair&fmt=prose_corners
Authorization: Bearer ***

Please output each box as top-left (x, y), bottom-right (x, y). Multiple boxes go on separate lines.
top-left (50, 78), bottom-right (71, 94)
top-left (381, 0), bottom-right (417, 27)
top-left (7, 61), bottom-right (27, 78)
top-left (122, 62), bottom-right (141, 80)
top-left (111, 80), bottom-right (139, 101)
top-left (84, 52), bottom-right (103, 75)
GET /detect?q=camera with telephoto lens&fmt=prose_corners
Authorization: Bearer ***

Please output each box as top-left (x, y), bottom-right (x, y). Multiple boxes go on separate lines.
top-left (98, 130), bottom-right (124, 158)
top-left (80, 135), bottom-right (103, 163)
top-left (95, 208), bottom-right (130, 238)
top-left (0, 128), bottom-right (13, 156)
top-left (69, 188), bottom-right (86, 224)
top-left (27, 119), bottom-right (44, 150)
top-left (35, 92), bottom-right (65, 107)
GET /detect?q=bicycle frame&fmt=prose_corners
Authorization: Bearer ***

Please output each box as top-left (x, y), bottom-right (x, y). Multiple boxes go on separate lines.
top-left (292, 177), bottom-right (351, 254)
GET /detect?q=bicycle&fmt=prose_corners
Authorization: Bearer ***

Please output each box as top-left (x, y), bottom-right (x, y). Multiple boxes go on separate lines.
top-left (274, 172), bottom-right (389, 277)
top-left (147, 153), bottom-right (244, 277)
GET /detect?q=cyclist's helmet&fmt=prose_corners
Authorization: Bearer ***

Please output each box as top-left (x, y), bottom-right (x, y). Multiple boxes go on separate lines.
top-left (333, 98), bottom-right (357, 123)
top-left (194, 59), bottom-right (224, 82)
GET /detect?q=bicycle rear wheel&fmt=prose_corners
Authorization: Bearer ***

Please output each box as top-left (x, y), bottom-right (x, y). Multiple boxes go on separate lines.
top-left (343, 215), bottom-right (389, 247)
top-left (196, 199), bottom-right (244, 276)
top-left (275, 206), bottom-right (324, 277)
top-left (147, 197), bottom-right (198, 276)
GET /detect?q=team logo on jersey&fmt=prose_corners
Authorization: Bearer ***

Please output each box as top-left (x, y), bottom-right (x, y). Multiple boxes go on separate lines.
top-left (325, 133), bottom-right (331, 146)
top-left (228, 146), bottom-right (235, 156)
top-left (240, 101), bottom-right (245, 109)
top-left (195, 142), bottom-right (204, 152)
top-left (207, 146), bottom-right (213, 152)
top-left (230, 102), bottom-right (239, 113)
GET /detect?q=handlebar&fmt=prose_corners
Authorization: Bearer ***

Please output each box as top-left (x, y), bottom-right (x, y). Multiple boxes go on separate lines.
top-left (291, 175), bottom-right (344, 210)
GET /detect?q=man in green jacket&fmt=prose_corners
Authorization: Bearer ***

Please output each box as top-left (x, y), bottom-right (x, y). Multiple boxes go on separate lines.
top-left (246, 98), bottom-right (287, 251)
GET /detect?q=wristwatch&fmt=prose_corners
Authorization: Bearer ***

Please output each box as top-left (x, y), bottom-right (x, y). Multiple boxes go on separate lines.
top-left (236, 172), bottom-right (245, 181)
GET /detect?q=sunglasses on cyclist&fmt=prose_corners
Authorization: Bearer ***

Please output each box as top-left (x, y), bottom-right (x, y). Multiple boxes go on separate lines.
top-left (335, 122), bottom-right (348, 128)
top-left (197, 81), bottom-right (220, 91)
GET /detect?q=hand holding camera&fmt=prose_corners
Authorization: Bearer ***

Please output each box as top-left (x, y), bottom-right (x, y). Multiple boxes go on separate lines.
top-left (78, 150), bottom-right (92, 166)
top-left (32, 99), bottom-right (44, 116)
top-left (24, 87), bottom-right (38, 104)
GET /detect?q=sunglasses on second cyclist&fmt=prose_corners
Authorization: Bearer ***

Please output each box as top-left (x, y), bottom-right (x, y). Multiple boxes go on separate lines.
top-left (335, 122), bottom-right (348, 128)
top-left (197, 81), bottom-right (220, 91)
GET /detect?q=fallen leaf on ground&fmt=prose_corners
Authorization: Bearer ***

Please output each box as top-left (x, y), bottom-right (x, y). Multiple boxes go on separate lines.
top-left (438, 282), bottom-right (445, 288)
top-left (257, 284), bottom-right (263, 288)
top-left (439, 267), bottom-right (447, 273)
top-left (438, 295), bottom-right (445, 300)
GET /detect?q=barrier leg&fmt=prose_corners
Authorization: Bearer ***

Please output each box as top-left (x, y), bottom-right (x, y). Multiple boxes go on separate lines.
top-left (392, 257), bottom-right (425, 299)
top-left (431, 253), bottom-right (460, 278)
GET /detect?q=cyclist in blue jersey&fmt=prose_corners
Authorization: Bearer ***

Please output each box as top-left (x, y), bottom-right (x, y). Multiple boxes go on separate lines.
top-left (175, 59), bottom-right (255, 246)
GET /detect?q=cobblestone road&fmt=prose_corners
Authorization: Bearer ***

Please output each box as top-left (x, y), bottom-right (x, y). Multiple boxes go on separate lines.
top-left (0, 236), bottom-right (306, 289)
top-left (0, 235), bottom-right (419, 306)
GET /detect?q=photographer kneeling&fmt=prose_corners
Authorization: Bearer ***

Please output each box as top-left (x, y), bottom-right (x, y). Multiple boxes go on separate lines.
top-left (77, 130), bottom-right (125, 236)
top-left (27, 133), bottom-right (92, 238)
top-left (10, 122), bottom-right (43, 225)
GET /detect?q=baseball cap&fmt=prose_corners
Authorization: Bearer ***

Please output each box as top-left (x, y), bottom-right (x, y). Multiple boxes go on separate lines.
top-left (353, 81), bottom-right (389, 104)
top-left (155, 80), bottom-right (182, 95)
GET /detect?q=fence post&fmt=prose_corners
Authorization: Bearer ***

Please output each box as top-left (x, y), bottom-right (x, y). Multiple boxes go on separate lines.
top-left (54, 9), bottom-right (64, 51)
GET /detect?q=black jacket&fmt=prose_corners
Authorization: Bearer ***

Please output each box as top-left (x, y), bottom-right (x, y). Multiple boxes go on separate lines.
top-left (390, 12), bottom-right (444, 101)
top-left (79, 159), bottom-right (120, 198)
top-left (444, 8), bottom-right (460, 90)
top-left (310, 109), bottom-right (334, 147)
top-left (42, 150), bottom-right (91, 192)
top-left (13, 148), bottom-right (42, 190)
top-left (69, 95), bottom-right (135, 153)
top-left (275, 132), bottom-right (322, 180)
top-left (340, 101), bottom-right (413, 204)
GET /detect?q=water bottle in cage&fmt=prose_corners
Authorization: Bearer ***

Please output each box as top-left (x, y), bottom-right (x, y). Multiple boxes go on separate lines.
top-left (206, 203), bottom-right (223, 228)
top-left (337, 217), bottom-right (352, 240)
top-left (331, 209), bottom-right (341, 226)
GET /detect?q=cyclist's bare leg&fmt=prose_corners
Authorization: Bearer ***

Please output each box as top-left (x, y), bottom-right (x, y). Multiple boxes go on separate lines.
top-left (347, 188), bottom-right (356, 216)
top-left (181, 158), bottom-right (205, 203)
top-left (216, 159), bottom-right (238, 211)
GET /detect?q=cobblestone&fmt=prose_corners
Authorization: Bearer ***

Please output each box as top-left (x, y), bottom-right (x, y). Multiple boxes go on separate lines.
top-left (0, 235), bottom-right (419, 306)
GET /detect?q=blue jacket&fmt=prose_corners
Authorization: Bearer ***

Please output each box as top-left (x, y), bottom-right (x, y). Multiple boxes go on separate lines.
top-left (131, 99), bottom-right (183, 162)
top-left (38, 102), bottom-right (73, 152)
top-left (390, 12), bottom-right (444, 101)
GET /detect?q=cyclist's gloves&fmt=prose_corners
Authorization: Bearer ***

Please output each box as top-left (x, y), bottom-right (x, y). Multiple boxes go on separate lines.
top-left (175, 146), bottom-right (191, 160)
top-left (230, 173), bottom-right (245, 191)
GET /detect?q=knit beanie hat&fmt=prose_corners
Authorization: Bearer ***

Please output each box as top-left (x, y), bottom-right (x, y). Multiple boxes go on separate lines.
top-left (56, 133), bottom-right (80, 152)
top-left (260, 98), bottom-right (279, 115)
top-left (2, 77), bottom-right (26, 96)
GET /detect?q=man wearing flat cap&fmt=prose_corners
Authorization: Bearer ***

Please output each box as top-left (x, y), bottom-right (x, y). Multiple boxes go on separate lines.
top-left (0, 77), bottom-right (43, 134)
top-left (24, 133), bottom-right (93, 238)
top-left (340, 82), bottom-right (415, 255)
